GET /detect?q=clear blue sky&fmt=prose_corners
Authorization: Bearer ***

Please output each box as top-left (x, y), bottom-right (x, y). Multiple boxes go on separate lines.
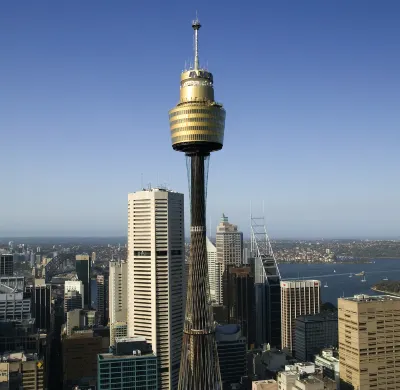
top-left (1, 0), bottom-right (399, 238)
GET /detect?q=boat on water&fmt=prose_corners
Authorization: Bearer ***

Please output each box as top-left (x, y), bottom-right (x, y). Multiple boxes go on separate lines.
top-left (349, 273), bottom-right (353, 278)
top-left (383, 277), bottom-right (389, 281)
top-left (361, 276), bottom-right (367, 283)
top-left (333, 270), bottom-right (336, 273)
top-left (356, 271), bottom-right (365, 276)
top-left (324, 282), bottom-right (328, 288)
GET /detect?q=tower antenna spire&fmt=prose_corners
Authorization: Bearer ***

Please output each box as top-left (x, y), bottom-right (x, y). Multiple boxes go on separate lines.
top-left (192, 13), bottom-right (201, 70)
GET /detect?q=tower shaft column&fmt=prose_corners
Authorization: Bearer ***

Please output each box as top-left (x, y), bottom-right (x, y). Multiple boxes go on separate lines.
top-left (178, 153), bottom-right (222, 390)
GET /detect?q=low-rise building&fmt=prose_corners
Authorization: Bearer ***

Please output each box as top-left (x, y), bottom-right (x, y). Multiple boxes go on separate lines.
top-left (62, 330), bottom-right (108, 389)
top-left (294, 312), bottom-right (338, 361)
top-left (294, 375), bottom-right (324, 390)
top-left (0, 352), bottom-right (44, 390)
top-left (252, 379), bottom-right (278, 389)
top-left (110, 321), bottom-right (127, 346)
top-left (216, 325), bottom-right (247, 389)
top-left (97, 337), bottom-right (157, 389)
top-left (314, 349), bottom-right (339, 386)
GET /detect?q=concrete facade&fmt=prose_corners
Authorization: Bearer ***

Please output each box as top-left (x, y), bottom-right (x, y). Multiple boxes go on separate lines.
top-left (215, 214), bottom-right (243, 304)
top-left (281, 280), bottom-right (321, 351)
top-left (109, 259), bottom-right (128, 346)
top-left (338, 294), bottom-right (400, 390)
top-left (127, 188), bottom-right (185, 390)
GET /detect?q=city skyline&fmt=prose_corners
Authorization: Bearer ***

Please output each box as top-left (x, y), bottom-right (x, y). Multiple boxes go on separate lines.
top-left (1, 1), bottom-right (400, 238)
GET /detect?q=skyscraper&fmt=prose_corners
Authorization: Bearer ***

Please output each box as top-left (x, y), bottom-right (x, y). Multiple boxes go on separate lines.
top-left (64, 280), bottom-right (85, 309)
top-left (98, 337), bottom-right (158, 390)
top-left (109, 259), bottom-right (128, 345)
top-left (75, 254), bottom-right (91, 308)
top-left (206, 237), bottom-right (217, 303)
top-left (216, 214), bottom-right (243, 268)
top-left (127, 188), bottom-right (185, 389)
top-left (64, 290), bottom-right (83, 314)
top-left (215, 325), bottom-right (247, 390)
top-left (33, 279), bottom-right (52, 332)
top-left (0, 254), bottom-right (13, 276)
top-left (281, 280), bottom-right (321, 351)
top-left (223, 265), bottom-right (256, 348)
top-left (169, 18), bottom-right (226, 389)
top-left (294, 312), bottom-right (338, 362)
top-left (338, 294), bottom-right (400, 390)
top-left (96, 274), bottom-right (108, 325)
top-left (216, 214), bottom-right (243, 305)
top-left (250, 216), bottom-right (281, 348)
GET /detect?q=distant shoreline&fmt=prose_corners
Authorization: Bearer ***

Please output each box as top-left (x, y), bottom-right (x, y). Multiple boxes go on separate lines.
top-left (278, 260), bottom-right (373, 265)
top-left (371, 287), bottom-right (400, 297)
top-left (278, 258), bottom-right (400, 265)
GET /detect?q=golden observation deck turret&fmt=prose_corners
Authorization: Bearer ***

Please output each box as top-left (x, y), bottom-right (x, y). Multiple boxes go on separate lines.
top-left (169, 18), bottom-right (226, 155)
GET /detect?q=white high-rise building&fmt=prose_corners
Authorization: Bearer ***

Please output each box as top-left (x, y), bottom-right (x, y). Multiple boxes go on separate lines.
top-left (215, 214), bottom-right (243, 304)
top-left (127, 188), bottom-right (185, 390)
top-left (109, 259), bottom-right (128, 345)
top-left (281, 280), bottom-right (321, 351)
top-left (65, 280), bottom-right (84, 308)
top-left (206, 237), bottom-right (217, 302)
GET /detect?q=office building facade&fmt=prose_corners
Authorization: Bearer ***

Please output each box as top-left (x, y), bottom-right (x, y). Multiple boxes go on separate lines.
top-left (252, 253), bottom-right (281, 348)
top-left (75, 254), bottom-right (91, 308)
top-left (110, 321), bottom-right (128, 346)
top-left (281, 280), bottom-right (321, 351)
top-left (64, 290), bottom-right (83, 315)
top-left (215, 325), bottom-right (247, 390)
top-left (338, 294), bottom-right (400, 390)
top-left (252, 380), bottom-right (278, 390)
top-left (64, 280), bottom-right (84, 309)
top-left (0, 352), bottom-right (45, 390)
top-left (98, 337), bottom-right (158, 390)
top-left (215, 215), bottom-right (243, 305)
top-left (223, 265), bottom-right (256, 347)
top-left (206, 237), bottom-right (217, 303)
top-left (62, 331), bottom-right (108, 389)
top-left (0, 254), bottom-right (13, 276)
top-left (96, 274), bottom-right (108, 325)
top-left (109, 259), bottom-right (128, 345)
top-left (127, 188), bottom-right (185, 389)
top-left (0, 283), bottom-right (31, 321)
top-left (294, 312), bottom-right (338, 362)
top-left (216, 214), bottom-right (243, 267)
top-left (33, 279), bottom-right (52, 332)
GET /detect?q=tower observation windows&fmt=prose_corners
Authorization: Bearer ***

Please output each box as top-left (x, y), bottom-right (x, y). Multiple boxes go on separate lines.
top-left (169, 109), bottom-right (226, 118)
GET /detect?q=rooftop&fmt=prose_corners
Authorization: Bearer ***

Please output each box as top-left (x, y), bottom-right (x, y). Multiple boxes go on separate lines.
top-left (98, 352), bottom-right (156, 360)
top-left (296, 312), bottom-right (337, 323)
top-left (342, 294), bottom-right (400, 302)
top-left (281, 280), bottom-right (321, 287)
top-left (0, 352), bottom-right (42, 362)
top-left (132, 186), bottom-right (178, 194)
top-left (298, 375), bottom-right (323, 384)
top-left (116, 336), bottom-right (146, 343)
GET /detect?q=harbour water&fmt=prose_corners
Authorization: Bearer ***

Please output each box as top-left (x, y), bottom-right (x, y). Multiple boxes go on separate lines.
top-left (278, 258), bottom-right (400, 305)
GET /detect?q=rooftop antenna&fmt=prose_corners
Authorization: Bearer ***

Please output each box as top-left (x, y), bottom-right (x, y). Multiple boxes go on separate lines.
top-left (141, 173), bottom-right (143, 189)
top-left (192, 12), bottom-right (201, 70)
top-left (250, 200), bottom-right (252, 247)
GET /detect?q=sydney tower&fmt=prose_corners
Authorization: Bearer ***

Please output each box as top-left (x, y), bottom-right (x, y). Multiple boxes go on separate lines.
top-left (168, 18), bottom-right (225, 390)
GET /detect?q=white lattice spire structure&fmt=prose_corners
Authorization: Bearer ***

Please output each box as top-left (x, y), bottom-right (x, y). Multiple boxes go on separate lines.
top-left (251, 215), bottom-right (282, 347)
